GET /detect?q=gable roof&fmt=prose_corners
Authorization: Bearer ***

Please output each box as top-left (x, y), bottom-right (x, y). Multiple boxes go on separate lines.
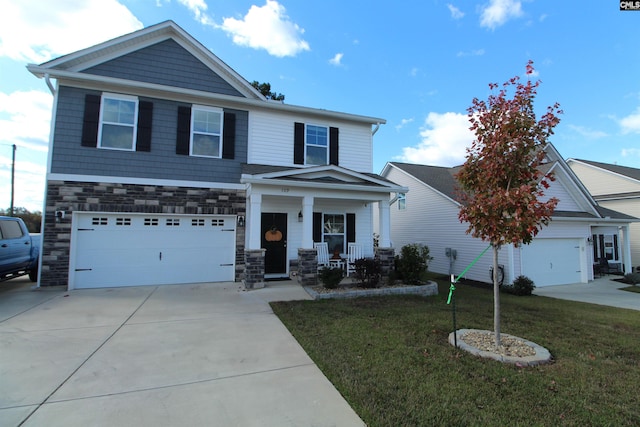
top-left (27, 20), bottom-right (385, 126)
top-left (242, 163), bottom-right (406, 194)
top-left (568, 159), bottom-right (640, 182)
top-left (385, 161), bottom-right (634, 222)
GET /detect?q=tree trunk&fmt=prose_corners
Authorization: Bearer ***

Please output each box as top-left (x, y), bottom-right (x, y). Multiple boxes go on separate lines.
top-left (493, 245), bottom-right (501, 348)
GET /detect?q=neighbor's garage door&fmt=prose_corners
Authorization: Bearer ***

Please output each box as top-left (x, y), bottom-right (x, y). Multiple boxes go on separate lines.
top-left (71, 213), bottom-right (236, 289)
top-left (521, 238), bottom-right (582, 287)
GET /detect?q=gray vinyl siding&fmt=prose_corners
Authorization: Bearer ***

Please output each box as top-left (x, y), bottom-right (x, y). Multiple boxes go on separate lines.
top-left (83, 40), bottom-right (244, 97)
top-left (51, 86), bottom-right (248, 183)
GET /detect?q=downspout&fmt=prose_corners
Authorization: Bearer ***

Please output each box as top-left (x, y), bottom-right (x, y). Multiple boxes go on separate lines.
top-left (44, 73), bottom-right (56, 95)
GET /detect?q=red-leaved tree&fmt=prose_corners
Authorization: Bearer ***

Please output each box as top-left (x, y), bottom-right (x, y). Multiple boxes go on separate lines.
top-left (455, 61), bottom-right (562, 347)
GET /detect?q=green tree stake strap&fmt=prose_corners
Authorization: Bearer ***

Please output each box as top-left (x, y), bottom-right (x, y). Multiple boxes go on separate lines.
top-left (447, 244), bottom-right (492, 348)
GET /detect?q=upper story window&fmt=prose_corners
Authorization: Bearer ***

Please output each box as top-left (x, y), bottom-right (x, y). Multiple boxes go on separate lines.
top-left (191, 106), bottom-right (223, 158)
top-left (294, 122), bottom-right (338, 166)
top-left (98, 94), bottom-right (138, 151)
top-left (306, 124), bottom-right (328, 165)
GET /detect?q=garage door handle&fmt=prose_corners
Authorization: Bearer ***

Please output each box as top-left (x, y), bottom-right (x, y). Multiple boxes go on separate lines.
top-left (550, 262), bottom-right (552, 269)
top-left (159, 252), bottom-right (162, 261)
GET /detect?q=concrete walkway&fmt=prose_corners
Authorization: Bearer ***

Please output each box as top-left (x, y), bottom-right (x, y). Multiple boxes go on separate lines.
top-left (534, 275), bottom-right (640, 311)
top-left (0, 277), bottom-right (365, 427)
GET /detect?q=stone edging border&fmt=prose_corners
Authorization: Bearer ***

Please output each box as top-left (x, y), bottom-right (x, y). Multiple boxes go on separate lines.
top-left (304, 281), bottom-right (438, 300)
top-left (449, 328), bottom-right (553, 366)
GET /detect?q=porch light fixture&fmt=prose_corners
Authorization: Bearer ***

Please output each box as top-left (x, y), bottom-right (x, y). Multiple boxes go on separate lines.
top-left (237, 215), bottom-right (245, 227)
top-left (298, 211), bottom-right (303, 222)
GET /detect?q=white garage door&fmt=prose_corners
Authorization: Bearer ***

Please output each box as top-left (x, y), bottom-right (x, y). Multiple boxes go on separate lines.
top-left (71, 213), bottom-right (236, 289)
top-left (521, 238), bottom-right (582, 287)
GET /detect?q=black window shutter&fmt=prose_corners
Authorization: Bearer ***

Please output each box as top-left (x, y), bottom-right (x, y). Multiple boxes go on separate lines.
top-left (313, 212), bottom-right (322, 242)
top-left (598, 235), bottom-right (605, 259)
top-left (613, 234), bottom-right (619, 260)
top-left (81, 94), bottom-right (100, 147)
top-left (329, 127), bottom-right (339, 165)
top-left (222, 112), bottom-right (236, 159)
top-left (347, 213), bottom-right (356, 243)
top-left (176, 106), bottom-right (191, 155)
top-left (136, 101), bottom-right (153, 152)
top-left (294, 122), bottom-right (305, 165)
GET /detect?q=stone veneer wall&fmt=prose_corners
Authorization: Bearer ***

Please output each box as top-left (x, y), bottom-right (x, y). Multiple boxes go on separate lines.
top-left (375, 247), bottom-right (395, 282)
top-left (41, 180), bottom-right (246, 287)
top-left (297, 248), bottom-right (318, 287)
top-left (243, 249), bottom-right (265, 289)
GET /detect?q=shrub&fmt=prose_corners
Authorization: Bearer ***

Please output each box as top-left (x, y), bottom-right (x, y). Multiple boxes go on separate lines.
top-left (353, 258), bottom-right (381, 288)
top-left (318, 267), bottom-right (343, 289)
top-left (397, 244), bottom-right (433, 286)
top-left (623, 272), bottom-right (640, 285)
top-left (501, 275), bottom-right (535, 296)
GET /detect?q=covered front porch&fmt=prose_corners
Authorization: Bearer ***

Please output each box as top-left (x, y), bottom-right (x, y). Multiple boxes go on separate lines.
top-left (240, 164), bottom-right (408, 288)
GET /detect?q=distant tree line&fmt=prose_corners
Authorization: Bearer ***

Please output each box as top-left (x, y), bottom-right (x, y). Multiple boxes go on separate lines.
top-left (1, 207), bottom-right (42, 233)
top-left (251, 81), bottom-right (285, 101)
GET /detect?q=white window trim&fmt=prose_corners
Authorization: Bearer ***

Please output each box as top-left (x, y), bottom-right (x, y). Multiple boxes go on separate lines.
top-left (190, 105), bottom-right (224, 158)
top-left (97, 93), bottom-right (138, 151)
top-left (322, 212), bottom-right (346, 254)
top-left (305, 123), bottom-right (329, 166)
top-left (398, 193), bottom-right (406, 210)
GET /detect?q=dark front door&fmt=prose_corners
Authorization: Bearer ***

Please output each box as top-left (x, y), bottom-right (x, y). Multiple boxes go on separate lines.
top-left (261, 213), bottom-right (287, 275)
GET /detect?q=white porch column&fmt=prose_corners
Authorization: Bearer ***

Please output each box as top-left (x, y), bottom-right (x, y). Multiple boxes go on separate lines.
top-left (378, 199), bottom-right (391, 247)
top-left (248, 192), bottom-right (262, 250)
top-left (621, 225), bottom-right (633, 274)
top-left (301, 195), bottom-right (314, 249)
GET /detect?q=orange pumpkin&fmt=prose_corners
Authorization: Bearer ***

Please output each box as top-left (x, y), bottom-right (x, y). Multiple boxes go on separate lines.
top-left (265, 227), bottom-right (283, 242)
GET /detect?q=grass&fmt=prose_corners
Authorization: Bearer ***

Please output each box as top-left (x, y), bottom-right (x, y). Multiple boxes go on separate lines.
top-left (271, 275), bottom-right (640, 426)
top-left (621, 285), bottom-right (640, 294)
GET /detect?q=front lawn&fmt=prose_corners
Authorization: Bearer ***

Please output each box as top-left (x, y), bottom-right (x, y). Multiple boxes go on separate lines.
top-left (271, 277), bottom-right (640, 426)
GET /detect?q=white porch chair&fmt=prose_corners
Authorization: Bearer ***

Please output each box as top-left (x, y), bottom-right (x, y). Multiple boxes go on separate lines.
top-left (346, 243), bottom-right (363, 277)
top-left (314, 242), bottom-right (330, 270)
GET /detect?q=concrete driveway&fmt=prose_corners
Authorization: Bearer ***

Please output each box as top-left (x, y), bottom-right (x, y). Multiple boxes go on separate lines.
top-left (534, 275), bottom-right (640, 311)
top-left (0, 277), bottom-right (365, 427)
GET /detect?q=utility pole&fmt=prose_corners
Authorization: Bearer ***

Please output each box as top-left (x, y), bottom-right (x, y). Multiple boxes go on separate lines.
top-left (10, 144), bottom-right (15, 217)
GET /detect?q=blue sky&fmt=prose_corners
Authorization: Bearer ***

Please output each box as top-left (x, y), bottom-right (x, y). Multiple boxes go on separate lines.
top-left (1, 0), bottom-right (639, 211)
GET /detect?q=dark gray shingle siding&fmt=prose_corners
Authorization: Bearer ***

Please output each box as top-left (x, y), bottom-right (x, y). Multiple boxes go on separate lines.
top-left (51, 86), bottom-right (248, 184)
top-left (83, 40), bottom-right (244, 97)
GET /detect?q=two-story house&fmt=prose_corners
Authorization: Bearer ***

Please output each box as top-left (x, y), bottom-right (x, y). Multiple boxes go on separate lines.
top-left (29, 21), bottom-right (405, 290)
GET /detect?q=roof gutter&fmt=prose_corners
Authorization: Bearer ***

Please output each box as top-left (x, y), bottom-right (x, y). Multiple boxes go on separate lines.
top-left (44, 73), bottom-right (56, 95)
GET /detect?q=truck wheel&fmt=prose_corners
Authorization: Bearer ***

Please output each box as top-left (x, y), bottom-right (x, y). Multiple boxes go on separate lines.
top-left (29, 268), bottom-right (38, 282)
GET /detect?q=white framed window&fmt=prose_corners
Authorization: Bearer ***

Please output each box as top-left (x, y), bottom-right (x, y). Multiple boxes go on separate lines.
top-left (398, 193), bottom-right (406, 210)
top-left (98, 93), bottom-right (138, 150)
top-left (306, 124), bottom-right (328, 165)
top-left (323, 213), bottom-right (345, 254)
top-left (191, 105), bottom-right (223, 158)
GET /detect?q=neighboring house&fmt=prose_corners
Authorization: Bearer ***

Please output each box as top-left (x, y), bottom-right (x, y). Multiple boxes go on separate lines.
top-left (28, 21), bottom-right (406, 290)
top-left (381, 144), bottom-right (637, 287)
top-left (567, 159), bottom-right (640, 271)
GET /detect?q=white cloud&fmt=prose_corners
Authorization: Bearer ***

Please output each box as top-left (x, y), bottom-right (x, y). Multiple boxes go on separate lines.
top-left (220, 0), bottom-right (310, 57)
top-left (395, 118), bottom-right (414, 131)
top-left (0, 90), bottom-right (50, 211)
top-left (329, 53), bottom-right (344, 66)
top-left (479, 0), bottom-right (523, 30)
top-left (619, 107), bottom-right (640, 134)
top-left (0, 0), bottom-right (143, 63)
top-left (397, 112), bottom-right (474, 167)
top-left (567, 124), bottom-right (608, 140)
top-left (0, 90), bottom-right (53, 151)
top-left (447, 4), bottom-right (465, 19)
top-left (177, 0), bottom-right (215, 26)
